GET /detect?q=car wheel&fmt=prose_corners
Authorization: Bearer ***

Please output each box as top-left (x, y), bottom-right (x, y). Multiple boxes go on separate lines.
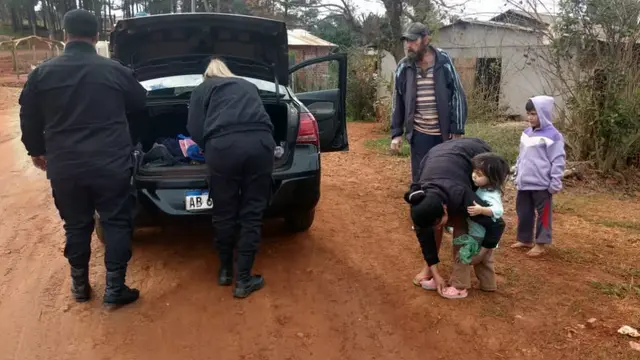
top-left (94, 213), bottom-right (105, 244)
top-left (285, 208), bottom-right (316, 233)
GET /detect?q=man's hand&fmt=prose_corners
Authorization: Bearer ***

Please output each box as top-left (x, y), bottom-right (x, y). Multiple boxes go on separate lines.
top-left (467, 201), bottom-right (487, 217)
top-left (31, 155), bottom-right (47, 171)
top-left (449, 134), bottom-right (463, 140)
top-left (390, 136), bottom-right (403, 153)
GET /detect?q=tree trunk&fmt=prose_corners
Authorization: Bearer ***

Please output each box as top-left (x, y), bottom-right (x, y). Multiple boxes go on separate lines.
top-left (28, 6), bottom-right (38, 36)
top-left (108, 0), bottom-right (113, 26)
top-left (382, 0), bottom-right (405, 61)
top-left (10, 7), bottom-right (20, 34)
top-left (44, 0), bottom-right (57, 39)
top-left (42, 9), bottom-right (48, 30)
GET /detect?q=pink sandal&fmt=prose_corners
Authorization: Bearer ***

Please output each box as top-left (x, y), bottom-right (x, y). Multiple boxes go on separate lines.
top-left (419, 278), bottom-right (437, 291)
top-left (439, 286), bottom-right (468, 299)
top-left (413, 275), bottom-right (430, 287)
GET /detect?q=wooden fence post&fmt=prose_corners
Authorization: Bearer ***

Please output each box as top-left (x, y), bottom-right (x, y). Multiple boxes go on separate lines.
top-left (11, 44), bottom-right (18, 78)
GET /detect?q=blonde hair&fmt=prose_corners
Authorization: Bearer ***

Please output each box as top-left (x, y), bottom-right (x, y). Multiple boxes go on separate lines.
top-left (203, 58), bottom-right (236, 78)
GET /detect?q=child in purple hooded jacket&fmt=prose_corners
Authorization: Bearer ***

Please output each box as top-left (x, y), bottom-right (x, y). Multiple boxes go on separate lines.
top-left (511, 96), bottom-right (566, 257)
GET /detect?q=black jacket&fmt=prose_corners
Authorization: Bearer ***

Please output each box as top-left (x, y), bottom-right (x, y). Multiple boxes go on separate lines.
top-left (410, 138), bottom-right (504, 267)
top-left (414, 137), bottom-right (492, 216)
top-left (187, 76), bottom-right (273, 149)
top-left (19, 41), bottom-right (147, 180)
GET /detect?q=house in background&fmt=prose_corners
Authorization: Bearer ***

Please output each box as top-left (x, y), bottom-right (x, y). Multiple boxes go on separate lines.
top-left (287, 29), bottom-right (337, 93)
top-left (436, 10), bottom-right (562, 119)
top-left (287, 29), bottom-right (336, 64)
top-left (364, 45), bottom-right (398, 102)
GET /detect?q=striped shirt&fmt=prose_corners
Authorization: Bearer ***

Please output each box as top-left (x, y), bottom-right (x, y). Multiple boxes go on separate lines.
top-left (413, 68), bottom-right (440, 136)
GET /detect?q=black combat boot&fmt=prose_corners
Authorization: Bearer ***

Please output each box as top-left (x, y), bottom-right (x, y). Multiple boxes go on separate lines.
top-left (103, 268), bottom-right (140, 308)
top-left (218, 252), bottom-right (234, 286)
top-left (233, 253), bottom-right (264, 298)
top-left (70, 266), bottom-right (92, 302)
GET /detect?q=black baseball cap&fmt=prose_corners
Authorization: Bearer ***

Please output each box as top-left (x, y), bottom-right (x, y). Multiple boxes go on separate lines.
top-left (63, 9), bottom-right (99, 38)
top-left (401, 23), bottom-right (430, 41)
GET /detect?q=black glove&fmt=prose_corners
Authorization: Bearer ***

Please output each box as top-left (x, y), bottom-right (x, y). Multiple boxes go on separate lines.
top-left (404, 189), bottom-right (426, 205)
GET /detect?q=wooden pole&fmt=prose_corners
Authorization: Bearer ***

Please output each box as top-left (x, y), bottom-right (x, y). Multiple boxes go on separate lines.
top-left (11, 44), bottom-right (18, 79)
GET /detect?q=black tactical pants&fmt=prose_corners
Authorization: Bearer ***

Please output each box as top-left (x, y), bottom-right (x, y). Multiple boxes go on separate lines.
top-left (50, 170), bottom-right (135, 271)
top-left (205, 131), bottom-right (275, 278)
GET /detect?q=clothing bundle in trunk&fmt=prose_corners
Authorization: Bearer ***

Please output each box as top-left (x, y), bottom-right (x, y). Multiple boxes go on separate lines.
top-left (141, 134), bottom-right (205, 168)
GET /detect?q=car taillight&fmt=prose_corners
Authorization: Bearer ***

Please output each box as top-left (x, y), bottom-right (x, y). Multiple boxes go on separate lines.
top-left (296, 111), bottom-right (320, 148)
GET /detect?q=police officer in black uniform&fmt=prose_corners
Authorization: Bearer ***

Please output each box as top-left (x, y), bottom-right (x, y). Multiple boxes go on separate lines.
top-left (187, 58), bottom-right (275, 299)
top-left (19, 9), bottom-right (147, 308)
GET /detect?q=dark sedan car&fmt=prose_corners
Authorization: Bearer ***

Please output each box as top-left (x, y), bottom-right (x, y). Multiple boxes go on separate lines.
top-left (94, 13), bottom-right (349, 240)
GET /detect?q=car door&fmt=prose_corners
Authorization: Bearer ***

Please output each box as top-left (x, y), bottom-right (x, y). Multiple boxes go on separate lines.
top-left (289, 53), bottom-right (348, 152)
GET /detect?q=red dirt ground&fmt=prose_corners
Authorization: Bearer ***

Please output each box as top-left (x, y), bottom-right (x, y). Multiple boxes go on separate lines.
top-left (0, 87), bottom-right (639, 359)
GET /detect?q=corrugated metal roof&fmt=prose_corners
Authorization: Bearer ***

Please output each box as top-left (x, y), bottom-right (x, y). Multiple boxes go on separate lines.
top-left (490, 9), bottom-right (557, 26)
top-left (288, 29), bottom-right (337, 47)
top-left (440, 19), bottom-right (537, 32)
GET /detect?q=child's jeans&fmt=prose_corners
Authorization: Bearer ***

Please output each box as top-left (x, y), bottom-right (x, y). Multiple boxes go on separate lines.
top-left (450, 238), bottom-right (497, 291)
top-left (516, 190), bottom-right (553, 244)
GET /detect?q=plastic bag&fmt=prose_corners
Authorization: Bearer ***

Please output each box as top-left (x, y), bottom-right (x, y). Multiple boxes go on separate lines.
top-left (453, 234), bottom-right (481, 265)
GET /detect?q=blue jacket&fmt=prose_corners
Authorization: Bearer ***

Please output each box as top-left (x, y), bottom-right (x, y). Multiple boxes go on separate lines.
top-left (390, 48), bottom-right (467, 141)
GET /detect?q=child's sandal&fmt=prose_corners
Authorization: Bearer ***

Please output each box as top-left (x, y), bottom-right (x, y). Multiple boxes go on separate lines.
top-left (439, 286), bottom-right (468, 299)
top-left (419, 278), bottom-right (437, 291)
top-left (413, 275), bottom-right (429, 287)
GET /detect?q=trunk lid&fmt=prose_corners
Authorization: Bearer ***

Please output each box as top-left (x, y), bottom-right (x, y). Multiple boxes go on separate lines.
top-left (109, 13), bottom-right (289, 86)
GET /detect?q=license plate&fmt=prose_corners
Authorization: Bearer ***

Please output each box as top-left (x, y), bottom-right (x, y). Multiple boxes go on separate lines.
top-left (185, 191), bottom-right (213, 211)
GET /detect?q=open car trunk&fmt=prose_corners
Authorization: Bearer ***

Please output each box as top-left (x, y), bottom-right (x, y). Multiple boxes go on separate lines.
top-left (134, 101), bottom-right (292, 177)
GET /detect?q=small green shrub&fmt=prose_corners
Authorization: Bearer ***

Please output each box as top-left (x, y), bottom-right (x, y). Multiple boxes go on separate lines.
top-left (346, 49), bottom-right (378, 121)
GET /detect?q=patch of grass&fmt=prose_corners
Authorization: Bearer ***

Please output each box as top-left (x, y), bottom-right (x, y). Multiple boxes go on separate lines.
top-left (568, 299), bottom-right (583, 315)
top-left (364, 137), bottom-right (411, 157)
top-left (552, 195), bottom-right (578, 214)
top-left (590, 281), bottom-right (640, 298)
top-left (500, 265), bottom-right (520, 288)
top-left (363, 121), bottom-right (523, 164)
top-left (466, 122), bottom-right (522, 165)
top-left (553, 247), bottom-right (590, 264)
top-left (480, 305), bottom-right (507, 318)
top-left (626, 268), bottom-right (640, 278)
top-left (595, 219), bottom-right (640, 231)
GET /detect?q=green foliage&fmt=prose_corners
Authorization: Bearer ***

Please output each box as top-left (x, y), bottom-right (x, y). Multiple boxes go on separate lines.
top-left (310, 17), bottom-right (358, 50)
top-left (466, 88), bottom-right (510, 124)
top-left (465, 123), bottom-right (522, 165)
top-left (590, 280), bottom-right (640, 298)
top-left (345, 48), bottom-right (379, 121)
top-left (549, 0), bottom-right (640, 171)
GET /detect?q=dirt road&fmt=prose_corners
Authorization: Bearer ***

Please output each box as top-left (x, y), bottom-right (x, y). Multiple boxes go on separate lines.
top-left (1, 87), bottom-right (639, 360)
top-left (0, 87), bottom-right (436, 360)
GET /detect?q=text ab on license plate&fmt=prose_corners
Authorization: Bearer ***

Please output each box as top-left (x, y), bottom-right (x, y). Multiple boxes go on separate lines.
top-left (185, 190), bottom-right (213, 211)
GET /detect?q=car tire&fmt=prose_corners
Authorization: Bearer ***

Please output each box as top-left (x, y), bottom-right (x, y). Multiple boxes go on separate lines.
top-left (285, 208), bottom-right (315, 233)
top-left (94, 213), bottom-right (105, 244)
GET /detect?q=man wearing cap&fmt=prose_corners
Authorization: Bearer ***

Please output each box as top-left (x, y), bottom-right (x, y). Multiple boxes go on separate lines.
top-left (390, 22), bottom-right (468, 184)
top-left (19, 9), bottom-right (147, 308)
